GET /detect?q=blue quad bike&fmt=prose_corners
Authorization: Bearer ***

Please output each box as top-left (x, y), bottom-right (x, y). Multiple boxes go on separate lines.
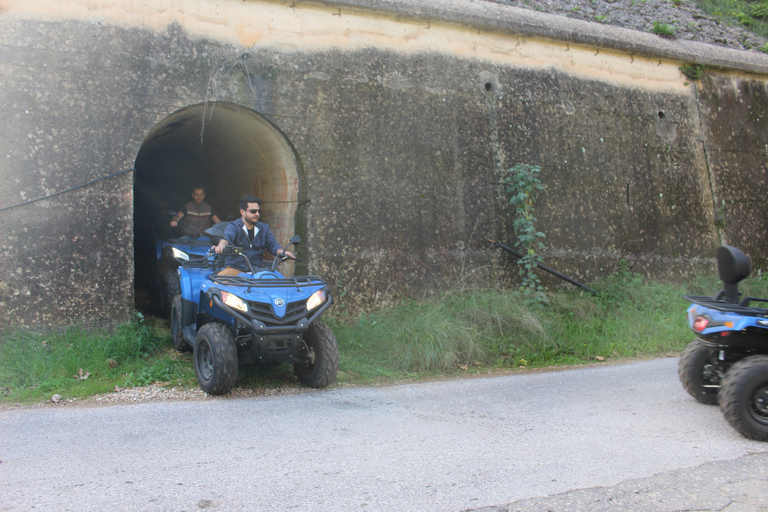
top-left (170, 235), bottom-right (339, 395)
top-left (679, 245), bottom-right (768, 441)
top-left (151, 213), bottom-right (217, 315)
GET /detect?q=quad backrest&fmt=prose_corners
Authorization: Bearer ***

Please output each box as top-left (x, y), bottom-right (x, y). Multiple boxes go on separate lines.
top-left (716, 245), bottom-right (751, 303)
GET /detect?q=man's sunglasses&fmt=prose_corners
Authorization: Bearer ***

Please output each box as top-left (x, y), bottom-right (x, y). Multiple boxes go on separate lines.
top-left (246, 209), bottom-right (260, 214)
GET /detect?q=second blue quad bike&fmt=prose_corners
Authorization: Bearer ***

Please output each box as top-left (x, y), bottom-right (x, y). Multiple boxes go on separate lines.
top-left (170, 234), bottom-right (339, 395)
top-left (152, 212), bottom-right (214, 315)
top-left (679, 245), bottom-right (768, 441)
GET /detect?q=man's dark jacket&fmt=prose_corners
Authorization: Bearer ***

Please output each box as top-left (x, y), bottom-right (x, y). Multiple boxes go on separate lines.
top-left (223, 218), bottom-right (282, 271)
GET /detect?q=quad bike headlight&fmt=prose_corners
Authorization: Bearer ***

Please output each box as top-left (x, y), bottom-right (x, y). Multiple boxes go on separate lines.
top-left (306, 289), bottom-right (325, 311)
top-left (221, 291), bottom-right (248, 313)
top-left (171, 247), bottom-right (190, 262)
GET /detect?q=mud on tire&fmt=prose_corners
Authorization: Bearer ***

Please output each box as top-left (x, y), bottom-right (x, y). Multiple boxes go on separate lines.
top-left (718, 355), bottom-right (768, 442)
top-left (678, 339), bottom-right (720, 405)
top-left (194, 323), bottom-right (238, 395)
top-left (294, 321), bottom-right (339, 388)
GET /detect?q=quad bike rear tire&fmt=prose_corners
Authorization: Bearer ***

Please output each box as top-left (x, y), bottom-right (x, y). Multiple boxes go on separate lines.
top-left (194, 323), bottom-right (238, 395)
top-left (718, 355), bottom-right (768, 442)
top-left (170, 295), bottom-right (191, 352)
top-left (678, 339), bottom-right (720, 405)
top-left (294, 321), bottom-right (339, 388)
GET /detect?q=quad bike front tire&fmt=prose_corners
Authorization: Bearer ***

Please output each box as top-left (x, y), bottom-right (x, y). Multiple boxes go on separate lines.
top-left (678, 339), bottom-right (720, 405)
top-left (194, 323), bottom-right (238, 395)
top-left (161, 269), bottom-right (181, 316)
top-left (170, 295), bottom-right (191, 352)
top-left (718, 355), bottom-right (768, 442)
top-left (294, 321), bottom-right (339, 388)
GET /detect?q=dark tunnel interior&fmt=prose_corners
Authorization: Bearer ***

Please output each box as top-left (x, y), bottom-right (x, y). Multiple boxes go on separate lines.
top-left (133, 102), bottom-right (301, 312)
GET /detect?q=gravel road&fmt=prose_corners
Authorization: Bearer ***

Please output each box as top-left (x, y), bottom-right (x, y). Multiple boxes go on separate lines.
top-left (1, 357), bottom-right (766, 512)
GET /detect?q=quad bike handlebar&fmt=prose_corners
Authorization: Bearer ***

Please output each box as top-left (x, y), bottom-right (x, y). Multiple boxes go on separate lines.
top-left (271, 252), bottom-right (301, 271)
top-left (207, 243), bottom-right (301, 274)
top-left (177, 221), bottom-right (202, 238)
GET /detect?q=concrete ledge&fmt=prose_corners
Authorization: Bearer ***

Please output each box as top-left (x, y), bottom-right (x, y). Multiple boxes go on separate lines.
top-left (313, 0), bottom-right (768, 75)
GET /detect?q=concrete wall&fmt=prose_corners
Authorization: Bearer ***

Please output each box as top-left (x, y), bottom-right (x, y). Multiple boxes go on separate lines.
top-left (695, 74), bottom-right (768, 262)
top-left (1, 0), bottom-right (767, 325)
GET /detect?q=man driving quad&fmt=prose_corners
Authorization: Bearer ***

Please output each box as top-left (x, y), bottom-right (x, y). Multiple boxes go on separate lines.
top-left (170, 185), bottom-right (221, 236)
top-left (213, 194), bottom-right (294, 276)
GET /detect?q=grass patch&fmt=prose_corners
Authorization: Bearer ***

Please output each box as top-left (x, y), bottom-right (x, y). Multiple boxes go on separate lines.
top-left (0, 314), bottom-right (195, 403)
top-left (4, 271), bottom-right (752, 404)
top-left (694, 0), bottom-right (768, 39)
top-left (332, 272), bottom-right (697, 384)
top-left (651, 21), bottom-right (677, 37)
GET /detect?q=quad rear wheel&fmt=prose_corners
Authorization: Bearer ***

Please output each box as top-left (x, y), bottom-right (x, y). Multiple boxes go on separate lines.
top-left (294, 322), bottom-right (339, 388)
top-left (194, 323), bottom-right (238, 395)
top-left (678, 339), bottom-right (720, 405)
top-left (718, 355), bottom-right (768, 442)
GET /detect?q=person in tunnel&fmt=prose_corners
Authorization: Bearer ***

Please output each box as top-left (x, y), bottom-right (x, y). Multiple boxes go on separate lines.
top-left (170, 185), bottom-right (221, 236)
top-left (213, 194), bottom-right (294, 276)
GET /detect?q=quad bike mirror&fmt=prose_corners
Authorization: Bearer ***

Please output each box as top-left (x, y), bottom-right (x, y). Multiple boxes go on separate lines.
top-left (288, 235), bottom-right (301, 246)
top-left (717, 245), bottom-right (751, 303)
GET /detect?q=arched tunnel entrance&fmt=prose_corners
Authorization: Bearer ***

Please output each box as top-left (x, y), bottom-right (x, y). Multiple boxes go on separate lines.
top-left (133, 102), bottom-right (302, 312)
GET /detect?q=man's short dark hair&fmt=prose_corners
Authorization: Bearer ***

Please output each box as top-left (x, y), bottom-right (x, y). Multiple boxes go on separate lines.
top-left (191, 184), bottom-right (205, 193)
top-left (238, 195), bottom-right (262, 212)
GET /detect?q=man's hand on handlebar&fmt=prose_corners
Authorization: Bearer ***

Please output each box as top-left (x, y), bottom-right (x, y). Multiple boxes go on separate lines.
top-left (279, 250), bottom-right (296, 260)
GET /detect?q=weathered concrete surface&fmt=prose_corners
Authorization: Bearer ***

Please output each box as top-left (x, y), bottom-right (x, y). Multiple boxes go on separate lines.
top-left (0, 172), bottom-right (134, 326)
top-left (0, 18), bottom-right (214, 326)
top-left (287, 51), bottom-right (719, 304)
top-left (0, 0), bottom-right (767, 325)
top-left (695, 74), bottom-right (768, 266)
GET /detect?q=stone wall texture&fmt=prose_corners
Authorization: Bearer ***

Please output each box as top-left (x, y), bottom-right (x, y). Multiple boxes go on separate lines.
top-left (0, 0), bottom-right (767, 326)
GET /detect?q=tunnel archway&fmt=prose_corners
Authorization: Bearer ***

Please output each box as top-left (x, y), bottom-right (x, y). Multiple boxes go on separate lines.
top-left (133, 102), bottom-right (302, 310)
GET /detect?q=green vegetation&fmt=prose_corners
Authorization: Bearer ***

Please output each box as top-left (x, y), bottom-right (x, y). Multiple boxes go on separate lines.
top-left (502, 164), bottom-right (547, 303)
top-left (695, 0), bottom-right (768, 39)
top-left (0, 313), bottom-right (196, 403)
top-left (755, 2), bottom-right (768, 20)
top-left (651, 21), bottom-right (677, 36)
top-left (6, 269), bottom-right (760, 404)
top-left (334, 272), bottom-right (698, 382)
top-left (679, 63), bottom-right (711, 80)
